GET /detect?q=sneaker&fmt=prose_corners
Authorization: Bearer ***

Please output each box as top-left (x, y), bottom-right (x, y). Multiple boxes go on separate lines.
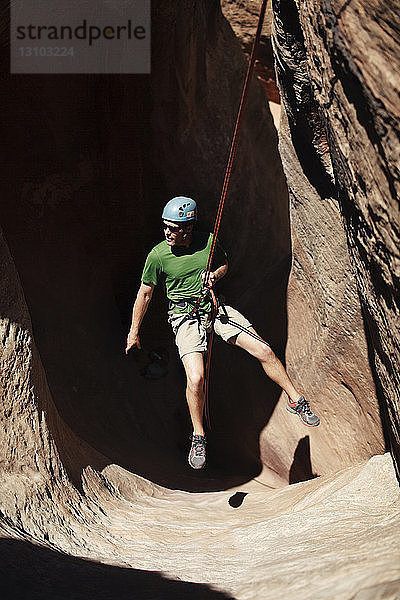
top-left (188, 434), bottom-right (207, 469)
top-left (286, 396), bottom-right (320, 427)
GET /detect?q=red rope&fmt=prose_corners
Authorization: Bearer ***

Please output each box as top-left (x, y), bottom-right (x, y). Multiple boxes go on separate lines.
top-left (203, 290), bottom-right (216, 429)
top-left (203, 0), bottom-right (268, 428)
top-left (204, 0), bottom-right (268, 285)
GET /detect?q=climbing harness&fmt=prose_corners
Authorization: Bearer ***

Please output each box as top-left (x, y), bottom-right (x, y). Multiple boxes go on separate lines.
top-left (200, 0), bottom-right (268, 428)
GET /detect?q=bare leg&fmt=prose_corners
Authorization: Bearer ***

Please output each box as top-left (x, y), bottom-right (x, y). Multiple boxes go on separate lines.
top-left (231, 328), bottom-right (301, 402)
top-left (182, 352), bottom-right (206, 435)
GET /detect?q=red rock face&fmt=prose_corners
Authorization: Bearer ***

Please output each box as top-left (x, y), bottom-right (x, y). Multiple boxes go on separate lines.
top-left (0, 0), bottom-right (390, 506)
top-left (221, 0), bottom-right (281, 102)
top-left (0, 3), bottom-right (398, 596)
top-left (272, 0), bottom-right (399, 476)
top-left (0, 1), bottom-right (290, 491)
top-left (220, 0), bottom-right (387, 479)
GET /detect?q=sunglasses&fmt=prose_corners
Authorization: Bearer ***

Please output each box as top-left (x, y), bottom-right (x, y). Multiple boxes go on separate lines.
top-left (163, 223), bottom-right (182, 234)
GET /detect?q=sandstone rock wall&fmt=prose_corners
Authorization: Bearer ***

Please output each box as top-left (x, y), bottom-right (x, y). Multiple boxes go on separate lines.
top-left (1, 0), bottom-right (389, 493)
top-left (1, 0), bottom-right (291, 489)
top-left (220, 0), bottom-right (386, 481)
top-left (272, 0), bottom-right (399, 475)
top-left (0, 2), bottom-right (398, 597)
top-left (221, 0), bottom-right (280, 102)
top-left (0, 225), bottom-right (107, 547)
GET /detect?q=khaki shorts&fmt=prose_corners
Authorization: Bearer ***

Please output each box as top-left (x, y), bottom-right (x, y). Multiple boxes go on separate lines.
top-left (168, 305), bottom-right (252, 358)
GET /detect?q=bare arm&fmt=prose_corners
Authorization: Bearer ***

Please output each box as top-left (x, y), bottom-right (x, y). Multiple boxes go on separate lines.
top-left (213, 263), bottom-right (228, 283)
top-left (125, 282), bottom-right (155, 354)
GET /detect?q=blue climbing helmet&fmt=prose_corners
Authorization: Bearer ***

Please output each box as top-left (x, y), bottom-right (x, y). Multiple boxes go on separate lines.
top-left (162, 196), bottom-right (197, 223)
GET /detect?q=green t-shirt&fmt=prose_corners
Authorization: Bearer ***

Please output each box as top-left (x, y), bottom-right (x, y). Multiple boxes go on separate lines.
top-left (141, 232), bottom-right (227, 314)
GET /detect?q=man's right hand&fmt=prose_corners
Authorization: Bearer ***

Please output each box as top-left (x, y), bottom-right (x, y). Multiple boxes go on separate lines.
top-left (201, 270), bottom-right (216, 289)
top-left (125, 330), bottom-right (141, 354)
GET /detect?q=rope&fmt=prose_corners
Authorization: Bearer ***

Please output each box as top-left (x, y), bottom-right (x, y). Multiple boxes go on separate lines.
top-left (203, 290), bottom-right (217, 429)
top-left (204, 0), bottom-right (268, 285)
top-left (202, 0), bottom-right (268, 428)
top-left (217, 310), bottom-right (271, 346)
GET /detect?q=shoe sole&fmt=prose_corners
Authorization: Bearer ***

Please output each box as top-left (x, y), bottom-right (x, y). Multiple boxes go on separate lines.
top-left (286, 405), bottom-right (320, 427)
top-left (188, 450), bottom-right (206, 469)
top-left (188, 436), bottom-right (207, 469)
top-left (188, 458), bottom-right (206, 470)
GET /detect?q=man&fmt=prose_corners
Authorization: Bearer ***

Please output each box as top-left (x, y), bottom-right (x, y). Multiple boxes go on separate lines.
top-left (126, 196), bottom-right (320, 470)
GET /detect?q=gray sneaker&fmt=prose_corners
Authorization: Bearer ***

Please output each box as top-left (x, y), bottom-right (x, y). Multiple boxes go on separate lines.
top-left (286, 396), bottom-right (320, 427)
top-left (188, 434), bottom-right (207, 469)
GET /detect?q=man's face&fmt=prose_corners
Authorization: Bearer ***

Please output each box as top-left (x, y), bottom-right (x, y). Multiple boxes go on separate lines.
top-left (163, 220), bottom-right (191, 246)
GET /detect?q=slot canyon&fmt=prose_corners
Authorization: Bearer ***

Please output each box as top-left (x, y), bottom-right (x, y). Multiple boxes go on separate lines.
top-left (1, 1), bottom-right (399, 598)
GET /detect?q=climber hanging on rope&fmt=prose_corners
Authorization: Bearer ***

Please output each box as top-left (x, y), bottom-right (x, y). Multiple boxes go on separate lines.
top-left (125, 196), bottom-right (320, 470)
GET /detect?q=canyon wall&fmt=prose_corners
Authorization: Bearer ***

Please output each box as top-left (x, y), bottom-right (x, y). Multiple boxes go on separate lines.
top-left (1, 0), bottom-right (392, 497)
top-left (1, 0), bottom-right (397, 513)
top-left (272, 0), bottom-right (399, 475)
top-left (222, 0), bottom-right (389, 480)
top-left (0, 1), bottom-right (398, 597)
top-left (1, 0), bottom-right (291, 492)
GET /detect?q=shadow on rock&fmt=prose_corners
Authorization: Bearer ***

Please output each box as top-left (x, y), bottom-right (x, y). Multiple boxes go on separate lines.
top-left (289, 436), bottom-right (318, 484)
top-left (0, 538), bottom-right (235, 600)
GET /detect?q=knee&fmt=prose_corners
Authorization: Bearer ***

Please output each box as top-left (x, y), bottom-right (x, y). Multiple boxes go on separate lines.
top-left (255, 343), bottom-right (275, 363)
top-left (187, 370), bottom-right (204, 393)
